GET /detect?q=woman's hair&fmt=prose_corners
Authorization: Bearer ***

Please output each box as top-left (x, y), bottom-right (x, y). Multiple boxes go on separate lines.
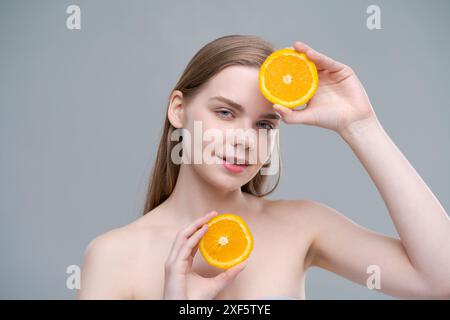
top-left (142, 34), bottom-right (282, 215)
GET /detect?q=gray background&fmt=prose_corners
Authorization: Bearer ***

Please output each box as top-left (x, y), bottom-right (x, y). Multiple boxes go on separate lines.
top-left (1, 0), bottom-right (449, 299)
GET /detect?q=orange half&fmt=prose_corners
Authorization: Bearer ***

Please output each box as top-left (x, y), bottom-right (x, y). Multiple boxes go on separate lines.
top-left (259, 48), bottom-right (319, 109)
top-left (199, 213), bottom-right (253, 269)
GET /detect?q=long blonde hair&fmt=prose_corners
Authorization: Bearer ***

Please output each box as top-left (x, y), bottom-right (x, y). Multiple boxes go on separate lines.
top-left (142, 35), bottom-right (282, 215)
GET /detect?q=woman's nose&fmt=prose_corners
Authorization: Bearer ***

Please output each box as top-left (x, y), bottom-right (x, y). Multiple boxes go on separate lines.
top-left (232, 128), bottom-right (256, 151)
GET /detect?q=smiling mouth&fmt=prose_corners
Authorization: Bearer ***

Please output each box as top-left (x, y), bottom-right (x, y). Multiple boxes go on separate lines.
top-left (217, 155), bottom-right (249, 166)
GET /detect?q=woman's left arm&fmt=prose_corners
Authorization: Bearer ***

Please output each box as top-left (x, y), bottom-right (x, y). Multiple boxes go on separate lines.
top-left (274, 41), bottom-right (450, 298)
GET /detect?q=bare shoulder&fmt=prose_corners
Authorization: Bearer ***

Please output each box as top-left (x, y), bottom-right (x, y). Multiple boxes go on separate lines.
top-left (78, 208), bottom-right (172, 299)
top-left (258, 196), bottom-right (334, 223)
top-left (268, 197), bottom-right (345, 220)
top-left (256, 197), bottom-right (344, 268)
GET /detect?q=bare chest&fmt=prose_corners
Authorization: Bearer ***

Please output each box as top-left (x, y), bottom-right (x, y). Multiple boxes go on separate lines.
top-left (133, 216), bottom-right (311, 299)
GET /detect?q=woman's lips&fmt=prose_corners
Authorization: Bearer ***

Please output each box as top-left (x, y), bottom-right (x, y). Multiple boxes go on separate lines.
top-left (216, 155), bottom-right (249, 173)
top-left (223, 161), bottom-right (247, 173)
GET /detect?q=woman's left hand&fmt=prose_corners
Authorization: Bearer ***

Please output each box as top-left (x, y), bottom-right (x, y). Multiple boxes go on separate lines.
top-left (273, 41), bottom-right (380, 136)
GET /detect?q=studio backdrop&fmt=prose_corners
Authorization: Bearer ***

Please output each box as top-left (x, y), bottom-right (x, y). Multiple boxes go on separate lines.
top-left (0, 0), bottom-right (449, 299)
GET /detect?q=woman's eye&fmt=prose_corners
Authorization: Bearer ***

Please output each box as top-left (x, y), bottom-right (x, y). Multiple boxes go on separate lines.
top-left (216, 110), bottom-right (233, 119)
top-left (257, 122), bottom-right (274, 130)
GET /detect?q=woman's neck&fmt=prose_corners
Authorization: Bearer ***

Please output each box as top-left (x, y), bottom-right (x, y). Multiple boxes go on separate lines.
top-left (164, 164), bottom-right (253, 224)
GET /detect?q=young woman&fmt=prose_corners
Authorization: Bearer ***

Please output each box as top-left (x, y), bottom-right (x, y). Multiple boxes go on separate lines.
top-left (77, 35), bottom-right (450, 300)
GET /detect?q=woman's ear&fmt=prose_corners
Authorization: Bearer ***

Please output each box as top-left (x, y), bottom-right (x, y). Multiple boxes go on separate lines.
top-left (167, 90), bottom-right (185, 128)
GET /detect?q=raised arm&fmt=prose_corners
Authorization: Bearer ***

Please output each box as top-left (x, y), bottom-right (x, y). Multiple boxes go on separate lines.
top-left (275, 41), bottom-right (450, 298)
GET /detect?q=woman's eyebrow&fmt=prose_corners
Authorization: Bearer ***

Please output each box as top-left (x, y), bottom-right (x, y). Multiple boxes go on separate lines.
top-left (209, 96), bottom-right (244, 112)
top-left (209, 96), bottom-right (281, 120)
top-left (260, 112), bottom-right (281, 121)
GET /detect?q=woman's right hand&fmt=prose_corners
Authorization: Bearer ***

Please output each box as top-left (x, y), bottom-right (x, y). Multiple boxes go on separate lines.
top-left (163, 211), bottom-right (248, 300)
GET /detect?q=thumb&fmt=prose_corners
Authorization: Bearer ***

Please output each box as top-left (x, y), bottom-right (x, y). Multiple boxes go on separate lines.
top-left (212, 262), bottom-right (248, 292)
top-left (273, 104), bottom-right (317, 126)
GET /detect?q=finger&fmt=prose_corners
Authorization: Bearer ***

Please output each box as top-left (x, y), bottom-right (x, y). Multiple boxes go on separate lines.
top-left (213, 262), bottom-right (248, 292)
top-left (167, 211), bottom-right (218, 263)
top-left (293, 41), bottom-right (346, 73)
top-left (167, 210), bottom-right (217, 262)
top-left (181, 210), bottom-right (218, 239)
top-left (190, 243), bottom-right (199, 259)
top-left (178, 223), bottom-right (209, 261)
top-left (273, 104), bottom-right (317, 126)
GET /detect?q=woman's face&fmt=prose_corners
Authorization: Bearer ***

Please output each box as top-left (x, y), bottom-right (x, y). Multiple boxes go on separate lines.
top-left (171, 65), bottom-right (281, 192)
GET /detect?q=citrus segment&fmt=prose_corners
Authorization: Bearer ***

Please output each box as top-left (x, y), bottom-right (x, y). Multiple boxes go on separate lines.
top-left (199, 213), bottom-right (253, 269)
top-left (259, 48), bottom-right (318, 108)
